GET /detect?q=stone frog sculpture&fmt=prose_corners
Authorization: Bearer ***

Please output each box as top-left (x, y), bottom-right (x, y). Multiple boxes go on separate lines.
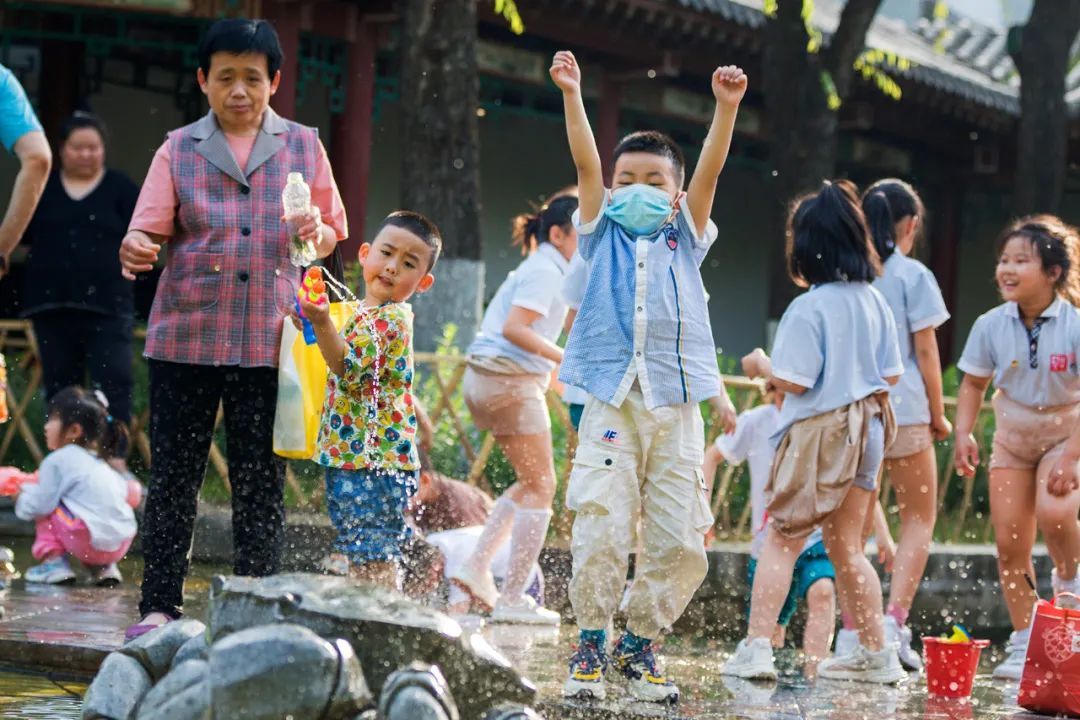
top-left (81, 573), bottom-right (539, 720)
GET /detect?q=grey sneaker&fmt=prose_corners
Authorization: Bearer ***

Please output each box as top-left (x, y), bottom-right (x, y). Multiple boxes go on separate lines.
top-left (834, 628), bottom-right (859, 657)
top-left (25, 556), bottom-right (76, 585)
top-left (90, 563), bottom-right (123, 588)
top-left (721, 637), bottom-right (778, 681)
top-left (818, 643), bottom-right (906, 684)
top-left (992, 629), bottom-right (1029, 680)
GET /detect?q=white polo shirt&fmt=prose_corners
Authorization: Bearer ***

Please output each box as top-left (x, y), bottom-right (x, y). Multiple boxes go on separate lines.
top-left (468, 242), bottom-right (571, 375)
top-left (873, 253), bottom-right (951, 426)
top-left (958, 297), bottom-right (1080, 408)
top-left (561, 253), bottom-right (590, 406)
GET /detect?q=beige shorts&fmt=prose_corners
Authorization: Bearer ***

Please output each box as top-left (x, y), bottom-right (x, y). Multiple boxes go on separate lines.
top-left (990, 391), bottom-right (1080, 470)
top-left (462, 365), bottom-right (551, 436)
top-left (885, 424), bottom-right (933, 460)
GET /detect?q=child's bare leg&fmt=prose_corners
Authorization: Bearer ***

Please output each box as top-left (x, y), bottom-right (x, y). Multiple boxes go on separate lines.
top-left (823, 487), bottom-right (885, 651)
top-left (350, 561), bottom-right (398, 588)
top-left (990, 467), bottom-right (1038, 630)
top-left (498, 433), bottom-right (557, 509)
top-left (771, 624), bottom-right (786, 649)
top-left (802, 578), bottom-right (836, 662)
top-left (886, 447), bottom-right (937, 614)
top-left (747, 526), bottom-right (805, 640)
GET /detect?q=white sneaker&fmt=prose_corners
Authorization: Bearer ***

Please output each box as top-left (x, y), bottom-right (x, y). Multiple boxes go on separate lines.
top-left (25, 556), bottom-right (76, 585)
top-left (490, 595), bottom-right (561, 626)
top-left (883, 615), bottom-right (922, 672)
top-left (448, 563), bottom-right (500, 612)
top-left (90, 563), bottom-right (123, 588)
top-left (992, 629), bottom-right (1030, 680)
top-left (834, 628), bottom-right (858, 657)
top-left (721, 637), bottom-right (778, 680)
top-left (1053, 570), bottom-right (1080, 607)
top-left (818, 643), bottom-right (906, 684)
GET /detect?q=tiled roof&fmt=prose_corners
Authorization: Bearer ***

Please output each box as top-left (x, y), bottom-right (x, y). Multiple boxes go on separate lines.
top-left (672, 0), bottom-right (1080, 118)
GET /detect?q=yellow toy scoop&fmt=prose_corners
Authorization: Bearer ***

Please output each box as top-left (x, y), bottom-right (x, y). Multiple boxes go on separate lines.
top-left (940, 625), bottom-right (972, 643)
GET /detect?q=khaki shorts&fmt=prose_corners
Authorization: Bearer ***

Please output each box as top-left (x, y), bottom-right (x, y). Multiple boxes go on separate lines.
top-left (462, 365), bottom-right (551, 436)
top-left (990, 391), bottom-right (1080, 470)
top-left (885, 424), bottom-right (933, 460)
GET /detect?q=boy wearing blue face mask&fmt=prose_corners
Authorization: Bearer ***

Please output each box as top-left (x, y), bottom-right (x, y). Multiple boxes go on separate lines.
top-left (551, 50), bottom-right (746, 704)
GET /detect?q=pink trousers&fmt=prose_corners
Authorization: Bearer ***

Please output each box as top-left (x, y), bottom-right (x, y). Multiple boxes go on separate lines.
top-left (32, 506), bottom-right (131, 566)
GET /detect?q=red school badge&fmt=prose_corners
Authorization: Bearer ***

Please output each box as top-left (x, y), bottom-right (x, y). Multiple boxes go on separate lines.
top-left (1051, 354), bottom-right (1070, 372)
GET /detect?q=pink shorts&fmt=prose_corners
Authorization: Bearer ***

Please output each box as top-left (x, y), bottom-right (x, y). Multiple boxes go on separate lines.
top-left (885, 424), bottom-right (933, 460)
top-left (463, 365), bottom-right (551, 436)
top-left (990, 392), bottom-right (1080, 471)
top-left (32, 505), bottom-right (132, 566)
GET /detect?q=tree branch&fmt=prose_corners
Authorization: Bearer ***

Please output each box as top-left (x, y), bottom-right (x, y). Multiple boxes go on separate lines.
top-left (823, 0), bottom-right (884, 96)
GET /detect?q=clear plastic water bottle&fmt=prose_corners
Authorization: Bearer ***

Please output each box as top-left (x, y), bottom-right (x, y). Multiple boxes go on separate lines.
top-left (282, 172), bottom-right (318, 267)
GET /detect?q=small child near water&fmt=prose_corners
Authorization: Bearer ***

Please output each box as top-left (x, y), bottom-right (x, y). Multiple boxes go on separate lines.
top-left (16, 387), bottom-right (138, 586)
top-left (300, 211), bottom-right (441, 588)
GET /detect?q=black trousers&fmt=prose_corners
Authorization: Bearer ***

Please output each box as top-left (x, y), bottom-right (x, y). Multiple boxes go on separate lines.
top-left (30, 309), bottom-right (134, 424)
top-left (139, 360), bottom-right (285, 618)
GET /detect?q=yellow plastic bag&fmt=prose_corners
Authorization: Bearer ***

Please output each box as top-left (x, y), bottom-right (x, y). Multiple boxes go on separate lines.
top-left (273, 302), bottom-right (356, 459)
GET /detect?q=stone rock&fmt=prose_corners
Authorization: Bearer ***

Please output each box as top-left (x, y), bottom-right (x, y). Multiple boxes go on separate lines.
top-left (209, 574), bottom-right (535, 720)
top-left (119, 618), bottom-right (206, 681)
top-left (134, 659), bottom-right (210, 720)
top-left (482, 708), bottom-right (544, 720)
top-left (171, 633), bottom-right (210, 671)
top-left (378, 664), bottom-right (458, 720)
top-left (81, 652), bottom-right (152, 720)
top-left (208, 623), bottom-right (370, 719)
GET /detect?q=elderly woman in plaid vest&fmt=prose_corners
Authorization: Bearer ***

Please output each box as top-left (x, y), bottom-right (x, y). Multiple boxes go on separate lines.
top-left (119, 18), bottom-right (347, 640)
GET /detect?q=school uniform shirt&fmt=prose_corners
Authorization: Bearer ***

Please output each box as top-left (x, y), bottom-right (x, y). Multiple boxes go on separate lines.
top-left (770, 282), bottom-right (903, 445)
top-left (559, 192), bottom-right (721, 410)
top-left (713, 404), bottom-right (821, 558)
top-left (958, 297), bottom-right (1080, 408)
top-left (873, 253), bottom-right (951, 426)
top-left (128, 109), bottom-right (348, 368)
top-left (468, 243), bottom-right (571, 375)
top-left (0, 63), bottom-right (42, 152)
top-left (560, 253), bottom-right (590, 406)
top-left (426, 525), bottom-right (541, 595)
top-left (315, 302), bottom-right (419, 472)
top-left (15, 444), bottom-right (137, 552)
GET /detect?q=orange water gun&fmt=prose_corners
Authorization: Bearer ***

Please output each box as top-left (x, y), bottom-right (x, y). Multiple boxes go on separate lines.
top-left (295, 267), bottom-right (329, 345)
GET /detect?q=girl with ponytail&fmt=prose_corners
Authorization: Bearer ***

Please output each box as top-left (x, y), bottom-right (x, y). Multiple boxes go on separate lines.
top-left (452, 190), bottom-right (579, 625)
top-left (861, 178), bottom-right (950, 671)
top-left (723, 180), bottom-right (906, 684)
top-left (15, 386), bottom-right (139, 586)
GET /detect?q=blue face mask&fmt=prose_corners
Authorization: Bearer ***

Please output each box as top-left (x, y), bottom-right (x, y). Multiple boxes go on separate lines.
top-left (604, 184), bottom-right (674, 236)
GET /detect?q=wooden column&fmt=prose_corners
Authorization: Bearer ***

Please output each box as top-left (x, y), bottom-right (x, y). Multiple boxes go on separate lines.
top-left (265, 0), bottom-right (299, 118)
top-left (597, 75), bottom-right (622, 185)
top-left (330, 19), bottom-right (377, 262)
top-left (929, 181), bottom-right (962, 364)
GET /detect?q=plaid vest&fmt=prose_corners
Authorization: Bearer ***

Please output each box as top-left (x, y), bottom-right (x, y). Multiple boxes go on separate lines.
top-left (145, 109), bottom-right (320, 367)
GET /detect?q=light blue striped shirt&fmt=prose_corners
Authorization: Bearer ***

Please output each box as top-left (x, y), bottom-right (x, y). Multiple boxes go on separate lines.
top-left (559, 192), bottom-right (722, 410)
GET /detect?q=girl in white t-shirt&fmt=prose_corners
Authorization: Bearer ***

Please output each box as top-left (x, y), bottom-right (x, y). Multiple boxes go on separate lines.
top-left (452, 192), bottom-right (578, 625)
top-left (16, 387), bottom-right (139, 586)
top-left (954, 215), bottom-right (1080, 680)
top-left (862, 179), bottom-right (951, 671)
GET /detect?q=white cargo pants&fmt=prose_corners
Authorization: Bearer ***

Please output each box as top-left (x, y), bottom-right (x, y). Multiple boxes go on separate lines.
top-left (566, 390), bottom-right (712, 640)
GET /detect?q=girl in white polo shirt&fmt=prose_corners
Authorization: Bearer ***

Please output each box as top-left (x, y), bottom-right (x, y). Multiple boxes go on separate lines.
top-left (955, 215), bottom-right (1080, 680)
top-left (451, 193), bottom-right (578, 625)
top-left (863, 179), bottom-right (951, 671)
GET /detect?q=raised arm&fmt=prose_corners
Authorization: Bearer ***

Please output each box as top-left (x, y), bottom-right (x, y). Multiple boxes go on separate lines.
top-left (685, 66), bottom-right (747, 239)
top-left (550, 51), bottom-right (604, 225)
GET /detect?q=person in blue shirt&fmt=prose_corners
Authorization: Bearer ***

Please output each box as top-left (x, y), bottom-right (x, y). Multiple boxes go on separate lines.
top-left (861, 179), bottom-right (950, 672)
top-left (0, 64), bottom-right (51, 276)
top-left (551, 49), bottom-right (744, 704)
top-left (722, 181), bottom-right (905, 685)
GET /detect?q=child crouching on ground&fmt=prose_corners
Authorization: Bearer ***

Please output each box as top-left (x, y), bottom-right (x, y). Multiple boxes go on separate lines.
top-left (16, 387), bottom-right (138, 586)
top-left (301, 211), bottom-right (440, 587)
top-left (721, 181), bottom-right (906, 684)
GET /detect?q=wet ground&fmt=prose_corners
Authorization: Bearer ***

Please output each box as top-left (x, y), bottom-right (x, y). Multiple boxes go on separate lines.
top-left (0, 541), bottom-right (1057, 719)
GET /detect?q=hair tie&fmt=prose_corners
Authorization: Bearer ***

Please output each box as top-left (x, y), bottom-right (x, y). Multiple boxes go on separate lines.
top-left (106, 414), bottom-right (114, 424)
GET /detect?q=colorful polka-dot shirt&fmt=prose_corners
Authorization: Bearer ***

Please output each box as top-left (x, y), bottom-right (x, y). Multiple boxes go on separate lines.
top-left (315, 302), bottom-right (418, 472)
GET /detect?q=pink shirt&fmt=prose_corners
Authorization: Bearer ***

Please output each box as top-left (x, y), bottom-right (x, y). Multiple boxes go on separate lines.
top-left (130, 131), bottom-right (347, 240)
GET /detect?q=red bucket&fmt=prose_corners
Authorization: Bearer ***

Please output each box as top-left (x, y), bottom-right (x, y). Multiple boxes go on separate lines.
top-left (922, 637), bottom-right (990, 698)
